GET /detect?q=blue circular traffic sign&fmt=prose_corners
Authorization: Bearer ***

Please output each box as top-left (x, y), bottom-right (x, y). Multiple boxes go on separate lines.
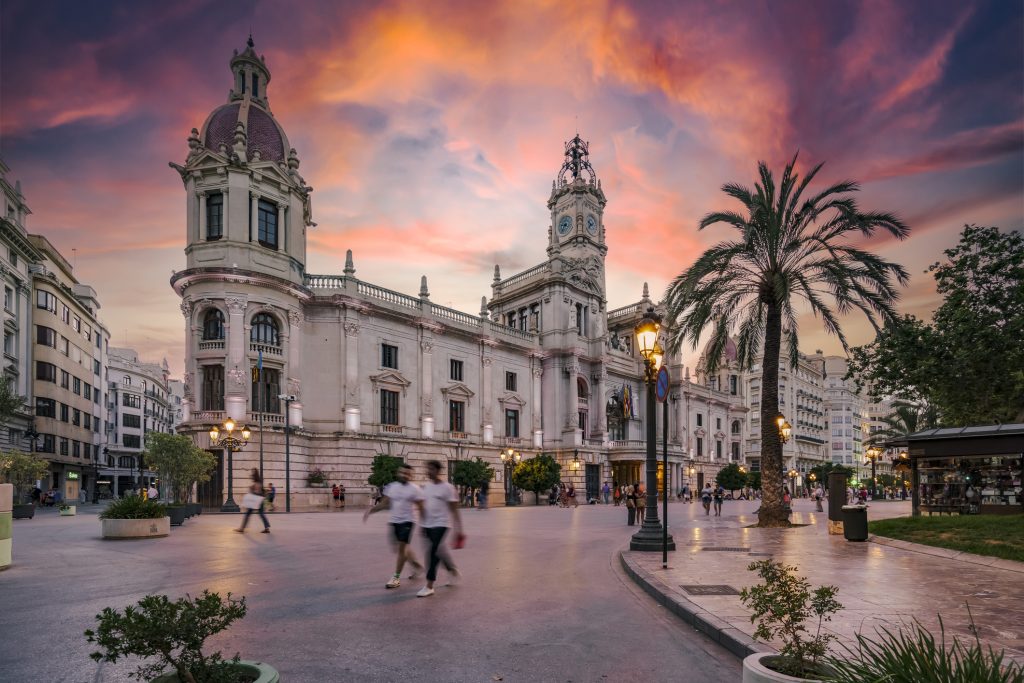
top-left (655, 366), bottom-right (670, 403)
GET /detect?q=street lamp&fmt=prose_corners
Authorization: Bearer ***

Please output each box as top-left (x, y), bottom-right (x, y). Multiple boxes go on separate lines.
top-left (24, 422), bottom-right (39, 454)
top-left (209, 418), bottom-right (251, 512)
top-left (865, 445), bottom-right (883, 501)
top-left (570, 449), bottom-right (581, 471)
top-left (776, 414), bottom-right (792, 444)
top-left (630, 307), bottom-right (675, 552)
top-left (500, 447), bottom-right (522, 506)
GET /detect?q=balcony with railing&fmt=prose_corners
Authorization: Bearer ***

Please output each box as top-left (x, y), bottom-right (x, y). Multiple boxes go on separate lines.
top-left (378, 424), bottom-right (404, 435)
top-left (448, 431), bottom-right (469, 441)
top-left (250, 342), bottom-right (283, 357)
top-left (198, 340), bottom-right (225, 352)
top-left (249, 412), bottom-right (285, 426)
top-left (190, 410), bottom-right (225, 423)
top-left (502, 436), bottom-right (522, 448)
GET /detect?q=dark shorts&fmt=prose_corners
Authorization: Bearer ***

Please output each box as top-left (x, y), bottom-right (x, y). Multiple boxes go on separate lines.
top-left (391, 521), bottom-right (414, 544)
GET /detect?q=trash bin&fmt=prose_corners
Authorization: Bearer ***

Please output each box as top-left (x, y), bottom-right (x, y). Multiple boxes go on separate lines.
top-left (842, 504), bottom-right (868, 542)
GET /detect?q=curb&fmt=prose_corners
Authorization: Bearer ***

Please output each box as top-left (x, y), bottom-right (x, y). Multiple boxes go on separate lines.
top-left (618, 550), bottom-right (773, 660)
top-left (868, 534), bottom-right (1024, 574)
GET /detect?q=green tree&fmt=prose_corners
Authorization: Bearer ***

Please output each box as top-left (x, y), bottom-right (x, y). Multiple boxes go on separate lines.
top-left (143, 433), bottom-right (216, 504)
top-left (715, 463), bottom-right (747, 494)
top-left (808, 463), bottom-right (854, 492)
top-left (367, 455), bottom-right (404, 489)
top-left (0, 450), bottom-right (49, 503)
top-left (449, 458), bottom-right (494, 505)
top-left (849, 226), bottom-right (1024, 425)
top-left (665, 155), bottom-right (909, 527)
top-left (0, 378), bottom-right (26, 426)
top-left (865, 401), bottom-right (937, 447)
top-left (746, 470), bottom-right (762, 490)
top-left (511, 454), bottom-right (561, 505)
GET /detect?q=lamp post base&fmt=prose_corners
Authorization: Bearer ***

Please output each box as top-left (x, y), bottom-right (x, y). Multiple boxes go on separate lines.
top-left (220, 499), bottom-right (240, 513)
top-left (629, 521), bottom-right (676, 552)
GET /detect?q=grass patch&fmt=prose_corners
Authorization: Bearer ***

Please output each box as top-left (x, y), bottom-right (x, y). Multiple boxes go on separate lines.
top-left (869, 515), bottom-right (1024, 563)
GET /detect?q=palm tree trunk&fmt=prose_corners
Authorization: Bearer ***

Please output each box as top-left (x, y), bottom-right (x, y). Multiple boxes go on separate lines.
top-left (758, 301), bottom-right (789, 527)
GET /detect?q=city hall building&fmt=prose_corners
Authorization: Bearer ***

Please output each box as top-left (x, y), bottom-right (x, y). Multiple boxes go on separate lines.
top-left (171, 39), bottom-right (760, 510)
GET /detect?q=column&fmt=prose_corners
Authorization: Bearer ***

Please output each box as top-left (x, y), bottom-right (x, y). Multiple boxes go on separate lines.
top-left (531, 359), bottom-right (543, 448)
top-left (180, 298), bottom-right (194, 421)
top-left (564, 356), bottom-right (580, 447)
top-left (419, 333), bottom-right (434, 439)
top-left (250, 193), bottom-right (258, 242)
top-left (481, 341), bottom-right (495, 444)
top-left (594, 365), bottom-right (608, 444)
top-left (224, 297), bottom-right (247, 421)
top-left (198, 192), bottom-right (207, 241)
top-left (277, 203), bottom-right (286, 251)
top-left (287, 310), bottom-right (303, 427)
top-left (343, 315), bottom-right (361, 431)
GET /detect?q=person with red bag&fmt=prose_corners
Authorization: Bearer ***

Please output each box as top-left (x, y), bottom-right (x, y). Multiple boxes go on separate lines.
top-left (414, 460), bottom-right (464, 597)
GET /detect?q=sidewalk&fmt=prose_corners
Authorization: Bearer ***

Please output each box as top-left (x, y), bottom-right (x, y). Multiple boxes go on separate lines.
top-left (621, 500), bottom-right (1024, 663)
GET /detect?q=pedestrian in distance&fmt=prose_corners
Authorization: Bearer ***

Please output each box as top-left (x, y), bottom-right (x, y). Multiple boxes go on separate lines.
top-left (613, 483), bottom-right (621, 507)
top-left (332, 483), bottom-right (341, 508)
top-left (236, 468), bottom-right (270, 534)
top-left (338, 483), bottom-right (346, 510)
top-left (636, 485), bottom-right (646, 524)
top-left (415, 460), bottom-right (463, 597)
top-left (813, 484), bottom-right (824, 512)
top-left (363, 463), bottom-right (425, 589)
top-left (602, 481), bottom-right (610, 505)
top-left (147, 483), bottom-right (158, 501)
top-left (478, 480), bottom-right (489, 510)
top-left (700, 484), bottom-right (713, 515)
top-left (713, 483), bottom-right (724, 517)
top-left (266, 483), bottom-right (276, 511)
top-left (567, 483), bottom-right (578, 508)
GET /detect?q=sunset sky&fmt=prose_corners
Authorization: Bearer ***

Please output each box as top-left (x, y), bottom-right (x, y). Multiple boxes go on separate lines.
top-left (2, 0), bottom-right (1022, 377)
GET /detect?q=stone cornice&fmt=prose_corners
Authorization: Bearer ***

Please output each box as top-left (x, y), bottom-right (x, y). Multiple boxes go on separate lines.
top-left (170, 267), bottom-right (312, 302)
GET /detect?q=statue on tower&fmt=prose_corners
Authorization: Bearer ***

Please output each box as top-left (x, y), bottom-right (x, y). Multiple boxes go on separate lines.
top-left (557, 134), bottom-right (597, 186)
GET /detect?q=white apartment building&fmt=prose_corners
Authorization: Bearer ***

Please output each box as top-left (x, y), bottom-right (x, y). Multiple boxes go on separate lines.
top-left (104, 348), bottom-right (171, 496)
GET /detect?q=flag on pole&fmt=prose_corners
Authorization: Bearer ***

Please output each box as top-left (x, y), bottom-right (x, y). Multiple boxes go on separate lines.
top-left (252, 350), bottom-right (263, 383)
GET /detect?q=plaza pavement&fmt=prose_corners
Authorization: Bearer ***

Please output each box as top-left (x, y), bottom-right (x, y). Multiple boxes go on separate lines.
top-left (621, 498), bottom-right (1024, 664)
top-left (1, 500), bottom-right (740, 683)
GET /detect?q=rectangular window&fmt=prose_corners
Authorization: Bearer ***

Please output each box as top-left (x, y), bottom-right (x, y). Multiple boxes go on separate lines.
top-left (251, 73), bottom-right (259, 98)
top-left (123, 414), bottom-right (141, 428)
top-left (95, 331), bottom-right (101, 349)
top-left (696, 413), bottom-right (703, 427)
top-left (60, 336), bottom-right (69, 356)
top-left (731, 442), bottom-right (740, 460)
top-left (716, 440), bottom-right (722, 459)
top-left (84, 384), bottom-right (92, 400)
top-left (716, 417), bottom-right (722, 430)
top-left (60, 369), bottom-right (69, 388)
top-left (505, 371), bottom-right (517, 392)
top-left (72, 441), bottom-right (81, 458)
top-left (206, 192), bottom-right (224, 240)
top-left (73, 377), bottom-right (81, 395)
top-left (94, 390), bottom-right (100, 405)
top-left (578, 411), bottom-right (587, 435)
top-left (60, 403), bottom-right (69, 422)
top-left (84, 414), bottom-right (91, 430)
top-left (123, 435), bottom-right (141, 448)
top-left (251, 368), bottom-right (281, 414)
top-left (82, 323), bottom-right (91, 341)
top-left (3, 331), bottom-right (12, 357)
top-left (4, 287), bottom-right (12, 312)
top-left (36, 361), bottom-right (57, 382)
top-left (94, 359), bottom-right (101, 376)
top-left (35, 397), bottom-right (56, 418)
top-left (381, 343), bottom-right (398, 369)
top-left (257, 199), bottom-right (278, 248)
top-left (36, 290), bottom-right (57, 313)
top-left (72, 315), bottom-right (81, 333)
top-left (59, 438), bottom-right (68, 456)
top-left (202, 365), bottom-right (225, 411)
top-left (60, 303), bottom-right (70, 324)
top-left (730, 375), bottom-right (738, 395)
top-left (39, 434), bottom-right (55, 453)
top-left (72, 409), bottom-right (81, 426)
top-left (36, 325), bottom-right (57, 347)
top-left (505, 409), bottom-right (520, 438)
top-left (449, 400), bottom-right (465, 432)
top-left (697, 438), bottom-right (704, 457)
top-left (380, 389), bottom-right (399, 425)
top-left (450, 359), bottom-right (463, 381)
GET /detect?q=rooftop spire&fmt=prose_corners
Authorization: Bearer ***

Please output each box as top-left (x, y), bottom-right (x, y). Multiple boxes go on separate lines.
top-left (557, 133), bottom-right (597, 186)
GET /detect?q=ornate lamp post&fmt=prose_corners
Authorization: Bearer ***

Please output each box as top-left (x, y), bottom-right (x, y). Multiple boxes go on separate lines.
top-left (209, 418), bottom-right (251, 513)
top-left (787, 468), bottom-right (799, 497)
top-left (24, 423), bottom-right (39, 454)
top-left (630, 308), bottom-right (675, 552)
top-left (776, 414), bottom-right (792, 443)
top-left (865, 445), bottom-right (883, 500)
top-left (500, 447), bottom-right (521, 505)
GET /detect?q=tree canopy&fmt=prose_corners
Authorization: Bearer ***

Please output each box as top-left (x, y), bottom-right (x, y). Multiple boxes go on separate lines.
top-left (143, 433), bottom-right (216, 503)
top-left (449, 458), bottom-right (494, 493)
top-left (716, 463), bottom-right (747, 493)
top-left (848, 226), bottom-right (1024, 426)
top-left (367, 455), bottom-right (404, 489)
top-left (511, 454), bottom-right (561, 505)
top-left (665, 154), bottom-right (909, 527)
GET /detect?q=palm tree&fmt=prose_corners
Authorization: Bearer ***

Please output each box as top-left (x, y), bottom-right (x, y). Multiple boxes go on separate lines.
top-left (665, 154), bottom-right (910, 527)
top-left (866, 401), bottom-right (938, 445)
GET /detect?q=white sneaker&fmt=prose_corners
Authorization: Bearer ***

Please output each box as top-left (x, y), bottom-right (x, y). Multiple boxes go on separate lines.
top-left (416, 586), bottom-right (435, 598)
top-left (385, 576), bottom-right (400, 589)
top-left (445, 569), bottom-right (460, 587)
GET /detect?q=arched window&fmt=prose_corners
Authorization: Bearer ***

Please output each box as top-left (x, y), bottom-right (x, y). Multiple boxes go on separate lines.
top-left (577, 377), bottom-right (589, 398)
top-left (250, 313), bottom-right (279, 346)
top-left (731, 420), bottom-right (741, 436)
top-left (202, 309), bottom-right (225, 340)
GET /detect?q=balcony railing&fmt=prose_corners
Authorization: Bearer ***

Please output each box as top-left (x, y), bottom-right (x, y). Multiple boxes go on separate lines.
top-left (250, 342), bottom-right (283, 356)
top-left (449, 431), bottom-right (469, 441)
top-left (249, 412), bottom-right (285, 426)
top-left (502, 437), bottom-right (522, 447)
top-left (379, 424), bottom-right (403, 435)
top-left (198, 340), bottom-right (225, 351)
top-left (190, 410), bottom-right (225, 423)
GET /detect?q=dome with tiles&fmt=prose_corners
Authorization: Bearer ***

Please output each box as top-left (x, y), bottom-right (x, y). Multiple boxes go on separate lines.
top-left (199, 37), bottom-right (289, 163)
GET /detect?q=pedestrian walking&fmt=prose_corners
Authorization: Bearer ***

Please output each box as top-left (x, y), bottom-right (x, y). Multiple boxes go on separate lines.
top-left (813, 484), bottom-right (824, 512)
top-left (415, 460), bottom-right (463, 597)
top-left (236, 468), bottom-right (270, 534)
top-left (338, 483), bottom-right (346, 509)
top-left (567, 484), bottom-right (578, 508)
top-left (266, 483), bottom-right (276, 511)
top-left (332, 483), bottom-right (341, 508)
top-left (625, 484), bottom-right (636, 525)
top-left (363, 463), bottom-right (425, 589)
top-left (683, 484), bottom-right (691, 503)
top-left (713, 483), bottom-right (724, 516)
top-left (636, 485), bottom-right (646, 524)
top-left (147, 484), bottom-right (158, 501)
top-left (602, 481), bottom-right (610, 505)
top-left (613, 483), bottom-right (621, 507)
top-left (700, 484), bottom-right (712, 515)
top-left (478, 480), bottom-right (489, 510)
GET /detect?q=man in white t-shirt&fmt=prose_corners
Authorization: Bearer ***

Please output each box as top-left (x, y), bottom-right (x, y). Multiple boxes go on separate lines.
top-left (363, 463), bottom-right (425, 589)
top-left (415, 460), bottom-right (464, 597)
top-left (147, 484), bottom-right (158, 501)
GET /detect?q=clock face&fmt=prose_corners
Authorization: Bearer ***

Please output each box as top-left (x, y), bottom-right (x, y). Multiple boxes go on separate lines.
top-left (558, 215), bottom-right (572, 235)
top-left (586, 215), bottom-right (598, 236)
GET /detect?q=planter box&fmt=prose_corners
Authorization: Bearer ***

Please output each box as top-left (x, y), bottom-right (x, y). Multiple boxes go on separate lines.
top-left (742, 653), bottom-right (828, 683)
top-left (151, 660), bottom-right (279, 683)
top-left (12, 503), bottom-right (35, 520)
top-left (102, 517), bottom-right (170, 539)
top-left (60, 506), bottom-right (77, 516)
top-left (167, 506), bottom-right (188, 526)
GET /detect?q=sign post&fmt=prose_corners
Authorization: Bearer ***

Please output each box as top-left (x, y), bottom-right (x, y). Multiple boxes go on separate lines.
top-left (655, 366), bottom-right (670, 568)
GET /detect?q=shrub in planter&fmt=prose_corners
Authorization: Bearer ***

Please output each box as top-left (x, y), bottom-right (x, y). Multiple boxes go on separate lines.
top-left (824, 614), bottom-right (1024, 683)
top-left (740, 559), bottom-right (841, 679)
top-left (0, 450), bottom-right (50, 505)
top-left (144, 434), bottom-right (216, 508)
top-left (166, 505), bottom-right (188, 526)
top-left (85, 591), bottom-right (277, 683)
top-left (307, 467), bottom-right (327, 486)
top-left (101, 496), bottom-right (167, 520)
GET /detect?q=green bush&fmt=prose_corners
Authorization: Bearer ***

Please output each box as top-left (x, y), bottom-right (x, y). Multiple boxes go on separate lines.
top-left (511, 454), bottom-right (561, 505)
top-left (100, 495), bottom-right (167, 520)
top-left (367, 455), bottom-right (403, 489)
top-left (824, 615), bottom-right (1024, 683)
top-left (85, 591), bottom-right (247, 682)
top-left (0, 450), bottom-right (50, 502)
